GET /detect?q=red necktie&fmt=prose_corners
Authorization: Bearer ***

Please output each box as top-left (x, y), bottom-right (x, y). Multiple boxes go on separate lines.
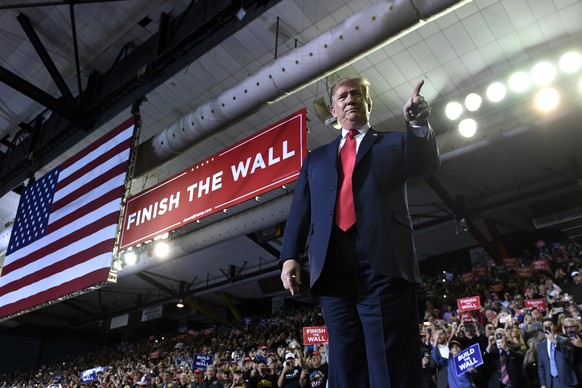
top-left (500, 350), bottom-right (510, 384)
top-left (335, 129), bottom-right (358, 231)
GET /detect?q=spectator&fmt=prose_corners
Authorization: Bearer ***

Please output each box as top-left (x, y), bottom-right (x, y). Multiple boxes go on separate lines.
top-left (432, 340), bottom-right (474, 388)
top-left (570, 271), bottom-right (582, 306)
top-left (200, 366), bottom-right (223, 388)
top-left (431, 327), bottom-right (449, 388)
top-left (299, 351), bottom-right (327, 388)
top-left (523, 337), bottom-right (540, 387)
top-left (483, 328), bottom-right (528, 387)
top-left (247, 359), bottom-right (277, 388)
top-left (278, 352), bottom-right (302, 388)
top-left (562, 317), bottom-right (582, 384)
top-left (537, 318), bottom-right (579, 387)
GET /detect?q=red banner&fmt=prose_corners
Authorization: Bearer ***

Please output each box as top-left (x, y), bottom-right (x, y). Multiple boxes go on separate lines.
top-left (525, 298), bottom-right (547, 311)
top-left (517, 266), bottom-right (533, 278)
top-left (532, 260), bottom-right (548, 271)
top-left (457, 296), bottom-right (481, 312)
top-left (119, 109), bottom-right (308, 249)
top-left (303, 326), bottom-right (329, 345)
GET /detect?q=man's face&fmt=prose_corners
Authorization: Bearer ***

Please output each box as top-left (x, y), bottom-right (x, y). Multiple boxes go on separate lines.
top-left (485, 324), bottom-right (495, 337)
top-left (543, 321), bottom-right (554, 336)
top-left (574, 274), bottom-right (581, 284)
top-left (205, 367), bottom-right (216, 379)
top-left (330, 80), bottom-right (371, 130)
top-left (563, 321), bottom-right (579, 337)
top-left (311, 354), bottom-right (322, 368)
top-left (258, 363), bottom-right (268, 375)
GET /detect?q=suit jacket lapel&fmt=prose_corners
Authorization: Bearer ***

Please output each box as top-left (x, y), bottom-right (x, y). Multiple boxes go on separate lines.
top-left (327, 134), bottom-right (341, 166)
top-left (356, 128), bottom-right (381, 165)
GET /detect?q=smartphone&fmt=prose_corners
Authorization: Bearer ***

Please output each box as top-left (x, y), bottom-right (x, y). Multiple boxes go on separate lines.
top-left (553, 307), bottom-right (564, 313)
top-left (495, 333), bottom-right (503, 340)
top-left (569, 331), bottom-right (577, 339)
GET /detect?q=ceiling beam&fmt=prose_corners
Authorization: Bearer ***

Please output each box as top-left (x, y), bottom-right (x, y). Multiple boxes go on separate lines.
top-left (0, 0), bottom-right (282, 197)
top-left (17, 13), bottom-right (80, 113)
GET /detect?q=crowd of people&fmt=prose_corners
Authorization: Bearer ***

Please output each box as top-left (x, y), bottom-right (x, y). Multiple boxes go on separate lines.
top-left (1, 239), bottom-right (581, 388)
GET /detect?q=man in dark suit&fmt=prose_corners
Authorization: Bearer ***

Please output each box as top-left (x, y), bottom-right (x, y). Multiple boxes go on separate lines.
top-left (537, 318), bottom-right (579, 388)
top-left (484, 328), bottom-right (529, 387)
top-left (279, 76), bottom-right (440, 387)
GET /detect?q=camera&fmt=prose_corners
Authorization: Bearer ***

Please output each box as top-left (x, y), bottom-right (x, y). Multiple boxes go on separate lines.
top-left (286, 361), bottom-right (291, 367)
top-left (495, 333), bottom-right (503, 340)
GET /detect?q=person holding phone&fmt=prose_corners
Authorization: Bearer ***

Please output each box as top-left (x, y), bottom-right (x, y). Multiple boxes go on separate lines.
top-left (536, 318), bottom-right (579, 388)
top-left (562, 317), bottom-right (582, 383)
top-left (278, 352), bottom-right (302, 388)
top-left (483, 328), bottom-right (528, 387)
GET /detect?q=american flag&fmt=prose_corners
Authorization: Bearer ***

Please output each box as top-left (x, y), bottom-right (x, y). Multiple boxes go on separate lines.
top-left (0, 117), bottom-right (135, 319)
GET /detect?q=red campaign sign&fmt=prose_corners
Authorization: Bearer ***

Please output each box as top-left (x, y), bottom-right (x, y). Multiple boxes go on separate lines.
top-left (502, 258), bottom-right (518, 268)
top-left (457, 296), bottom-right (481, 312)
top-left (303, 326), bottom-right (329, 345)
top-left (525, 298), bottom-right (547, 312)
top-left (119, 109), bottom-right (308, 249)
top-left (517, 266), bottom-right (533, 278)
top-left (532, 260), bottom-right (548, 271)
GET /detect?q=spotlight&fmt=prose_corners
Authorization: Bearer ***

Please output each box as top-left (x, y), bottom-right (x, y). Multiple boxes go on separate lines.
top-left (464, 93), bottom-right (482, 112)
top-left (559, 51), bottom-right (582, 73)
top-left (124, 251), bottom-right (138, 266)
top-left (531, 61), bottom-right (556, 86)
top-left (153, 241), bottom-right (170, 258)
top-left (458, 118), bottom-right (477, 138)
top-left (534, 87), bottom-right (560, 113)
top-left (508, 71), bottom-right (531, 93)
top-left (176, 299), bottom-right (184, 308)
top-left (445, 101), bottom-right (463, 120)
top-left (486, 82), bottom-right (506, 102)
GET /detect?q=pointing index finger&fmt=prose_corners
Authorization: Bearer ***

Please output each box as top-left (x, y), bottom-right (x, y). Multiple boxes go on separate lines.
top-left (411, 79), bottom-right (425, 100)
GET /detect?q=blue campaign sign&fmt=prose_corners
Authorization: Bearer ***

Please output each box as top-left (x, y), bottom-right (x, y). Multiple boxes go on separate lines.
top-left (80, 366), bottom-right (106, 383)
top-left (193, 353), bottom-right (213, 369)
top-left (453, 343), bottom-right (483, 376)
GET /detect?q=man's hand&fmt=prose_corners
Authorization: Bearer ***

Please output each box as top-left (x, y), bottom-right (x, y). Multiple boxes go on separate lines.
top-left (281, 259), bottom-right (301, 295)
top-left (403, 79), bottom-right (431, 126)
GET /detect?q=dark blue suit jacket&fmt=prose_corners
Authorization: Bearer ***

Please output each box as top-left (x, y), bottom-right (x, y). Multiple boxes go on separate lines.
top-left (537, 337), bottom-right (579, 387)
top-left (280, 125), bottom-right (439, 291)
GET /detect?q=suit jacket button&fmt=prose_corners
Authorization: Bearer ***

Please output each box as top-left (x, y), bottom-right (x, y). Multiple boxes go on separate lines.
top-left (329, 211), bottom-right (333, 216)
top-left (332, 185), bottom-right (336, 191)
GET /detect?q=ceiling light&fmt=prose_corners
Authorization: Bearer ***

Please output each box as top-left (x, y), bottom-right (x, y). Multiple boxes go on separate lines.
top-left (464, 93), bottom-right (482, 112)
top-left (445, 101), bottom-right (463, 120)
top-left (458, 118), bottom-right (477, 138)
top-left (559, 51), bottom-right (582, 73)
top-left (124, 251), bottom-right (138, 266)
top-left (508, 71), bottom-right (531, 93)
top-left (534, 87), bottom-right (560, 113)
top-left (486, 82), bottom-right (506, 102)
top-left (176, 299), bottom-right (184, 308)
top-left (153, 241), bottom-right (170, 258)
top-left (531, 61), bottom-right (556, 86)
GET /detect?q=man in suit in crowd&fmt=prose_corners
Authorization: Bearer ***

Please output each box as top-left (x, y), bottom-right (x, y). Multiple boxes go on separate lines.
top-left (537, 318), bottom-right (579, 387)
top-left (484, 328), bottom-right (528, 387)
top-left (280, 75), bottom-right (440, 387)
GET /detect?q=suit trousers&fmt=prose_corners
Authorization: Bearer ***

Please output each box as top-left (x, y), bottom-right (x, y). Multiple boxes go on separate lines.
top-left (318, 225), bottom-right (422, 387)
